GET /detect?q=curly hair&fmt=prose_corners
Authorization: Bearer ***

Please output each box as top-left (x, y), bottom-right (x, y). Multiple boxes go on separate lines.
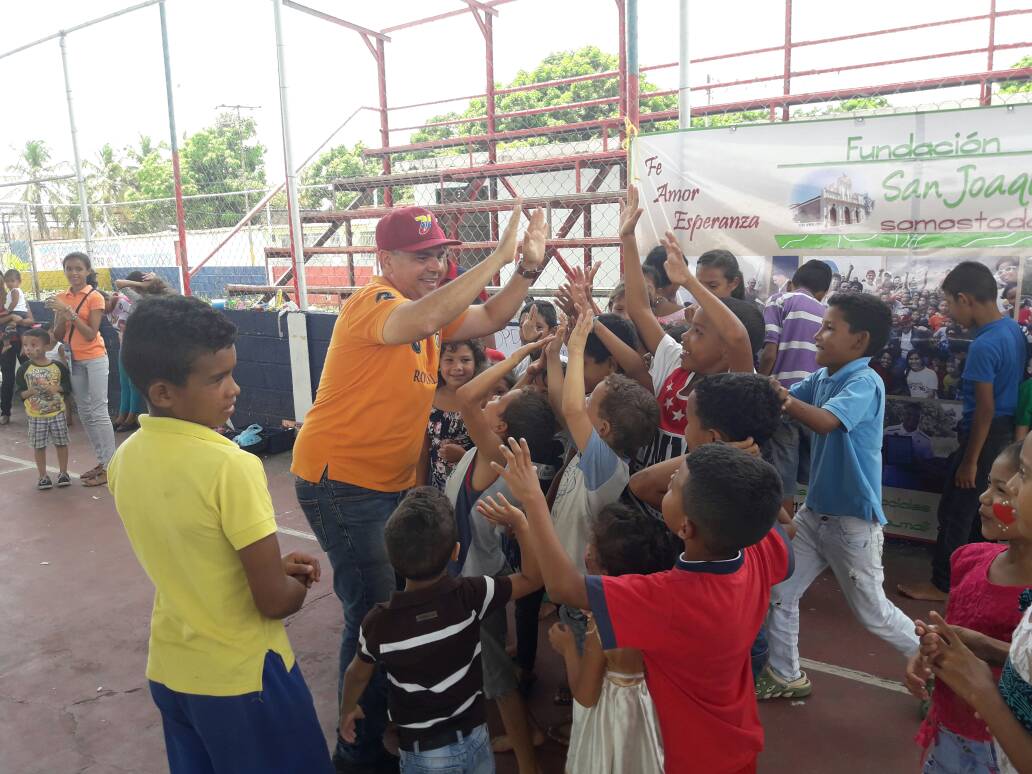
top-left (598, 373), bottom-right (659, 457)
top-left (592, 503), bottom-right (680, 576)
top-left (122, 295), bottom-right (238, 395)
top-left (439, 339), bottom-right (487, 382)
top-left (692, 373), bottom-right (782, 446)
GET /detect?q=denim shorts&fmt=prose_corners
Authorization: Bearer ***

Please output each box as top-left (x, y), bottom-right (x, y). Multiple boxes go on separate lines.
top-left (400, 723), bottom-right (494, 774)
top-left (923, 725), bottom-right (998, 773)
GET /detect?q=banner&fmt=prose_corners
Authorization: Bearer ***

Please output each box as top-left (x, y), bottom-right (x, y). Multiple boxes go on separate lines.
top-left (632, 104), bottom-right (1032, 257)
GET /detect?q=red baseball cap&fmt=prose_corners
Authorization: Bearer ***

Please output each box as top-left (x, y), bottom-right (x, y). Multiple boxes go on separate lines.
top-left (375, 206), bottom-right (462, 253)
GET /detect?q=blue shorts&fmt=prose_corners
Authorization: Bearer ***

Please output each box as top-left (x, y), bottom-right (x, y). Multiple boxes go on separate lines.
top-left (149, 650), bottom-right (334, 774)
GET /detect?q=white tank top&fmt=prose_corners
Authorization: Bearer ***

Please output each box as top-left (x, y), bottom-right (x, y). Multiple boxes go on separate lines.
top-left (6, 288), bottom-right (27, 314)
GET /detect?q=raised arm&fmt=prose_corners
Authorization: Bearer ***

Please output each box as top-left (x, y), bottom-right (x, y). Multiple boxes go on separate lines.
top-left (592, 318), bottom-right (652, 392)
top-left (661, 232), bottom-right (754, 373)
top-left (444, 208), bottom-right (548, 342)
top-left (620, 186), bottom-right (666, 355)
top-left (562, 311), bottom-right (595, 452)
top-left (628, 455), bottom-right (683, 509)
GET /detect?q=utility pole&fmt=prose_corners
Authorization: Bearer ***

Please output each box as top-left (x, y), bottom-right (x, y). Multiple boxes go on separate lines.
top-left (216, 103), bottom-right (261, 265)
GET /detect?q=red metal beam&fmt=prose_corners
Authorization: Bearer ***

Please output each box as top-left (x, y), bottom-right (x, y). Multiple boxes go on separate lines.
top-left (263, 237), bottom-right (620, 257)
top-left (381, 0), bottom-right (515, 33)
top-left (983, 0), bottom-right (998, 105)
top-left (282, 1), bottom-right (390, 40)
top-left (374, 37), bottom-right (392, 206)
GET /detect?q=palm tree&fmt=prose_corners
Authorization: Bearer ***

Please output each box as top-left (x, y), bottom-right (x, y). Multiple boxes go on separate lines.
top-left (86, 143), bottom-right (129, 234)
top-left (6, 140), bottom-right (60, 239)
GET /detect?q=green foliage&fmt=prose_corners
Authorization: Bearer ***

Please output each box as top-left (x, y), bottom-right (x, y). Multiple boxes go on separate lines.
top-left (6, 139), bottom-right (62, 239)
top-left (791, 96), bottom-right (891, 119)
top-left (403, 46), bottom-right (676, 159)
top-left (1000, 55), bottom-right (1032, 94)
top-left (300, 143), bottom-right (378, 209)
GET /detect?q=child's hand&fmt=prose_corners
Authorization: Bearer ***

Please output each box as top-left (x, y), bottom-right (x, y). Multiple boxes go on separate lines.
top-left (566, 305), bottom-right (594, 354)
top-left (923, 611), bottom-right (996, 708)
top-left (619, 184), bottom-right (643, 238)
top-left (548, 622), bottom-right (576, 655)
top-left (489, 436), bottom-right (543, 505)
top-left (769, 377), bottom-right (792, 412)
top-left (520, 304), bottom-right (543, 343)
top-left (555, 284), bottom-right (576, 321)
top-left (545, 321), bottom-right (567, 359)
top-left (339, 705), bottom-right (365, 744)
top-left (904, 652), bottom-right (931, 701)
top-left (513, 335), bottom-right (555, 363)
top-left (439, 442), bottom-right (467, 465)
top-left (662, 231), bottom-right (692, 287)
top-left (282, 551), bottom-right (321, 588)
top-left (476, 492), bottom-right (528, 533)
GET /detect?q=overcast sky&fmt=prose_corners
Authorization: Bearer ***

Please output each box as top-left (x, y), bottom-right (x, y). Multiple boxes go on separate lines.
top-left (1, 0), bottom-right (1029, 193)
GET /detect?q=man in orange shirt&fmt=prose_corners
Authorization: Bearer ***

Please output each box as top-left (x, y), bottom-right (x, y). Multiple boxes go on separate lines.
top-left (292, 203), bottom-right (546, 772)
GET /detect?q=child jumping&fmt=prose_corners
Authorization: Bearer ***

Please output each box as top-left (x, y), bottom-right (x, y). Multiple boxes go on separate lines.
top-left (761, 292), bottom-right (919, 700)
top-left (109, 295), bottom-right (332, 774)
top-left (16, 328), bottom-right (72, 490)
top-left (906, 442), bottom-right (1031, 771)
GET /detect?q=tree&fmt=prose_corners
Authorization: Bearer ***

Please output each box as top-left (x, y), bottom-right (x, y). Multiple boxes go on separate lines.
top-left (1000, 55), bottom-right (1032, 94)
top-left (301, 143), bottom-right (377, 209)
top-left (85, 143), bottom-right (131, 234)
top-left (6, 140), bottom-right (62, 239)
top-left (404, 46), bottom-right (676, 158)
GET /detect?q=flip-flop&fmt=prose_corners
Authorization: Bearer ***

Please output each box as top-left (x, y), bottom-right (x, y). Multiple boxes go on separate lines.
top-left (80, 465), bottom-right (102, 480)
top-left (82, 470), bottom-right (107, 487)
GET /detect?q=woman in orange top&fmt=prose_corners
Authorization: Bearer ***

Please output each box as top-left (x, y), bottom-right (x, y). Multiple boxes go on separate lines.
top-left (47, 252), bottom-right (115, 486)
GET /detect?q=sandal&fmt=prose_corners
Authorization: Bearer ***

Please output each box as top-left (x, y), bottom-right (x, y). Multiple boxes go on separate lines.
top-left (80, 465), bottom-right (103, 481)
top-left (82, 470), bottom-right (107, 487)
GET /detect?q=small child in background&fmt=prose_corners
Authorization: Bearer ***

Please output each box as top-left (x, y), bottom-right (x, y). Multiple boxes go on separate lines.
top-left (513, 301), bottom-right (559, 377)
top-left (492, 436), bottom-right (791, 774)
top-left (16, 328), bottom-right (72, 490)
top-left (43, 326), bottom-right (74, 428)
top-left (0, 269), bottom-right (29, 353)
top-left (338, 487), bottom-right (543, 774)
top-left (418, 339), bottom-right (486, 490)
top-left (548, 503), bottom-right (675, 773)
top-left (906, 442), bottom-right (1031, 772)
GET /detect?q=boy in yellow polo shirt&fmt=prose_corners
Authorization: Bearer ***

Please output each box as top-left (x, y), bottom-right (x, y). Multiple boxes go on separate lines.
top-left (108, 295), bottom-right (333, 774)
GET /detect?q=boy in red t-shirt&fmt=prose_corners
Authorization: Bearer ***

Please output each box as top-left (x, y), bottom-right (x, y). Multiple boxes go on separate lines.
top-left (486, 437), bottom-right (791, 774)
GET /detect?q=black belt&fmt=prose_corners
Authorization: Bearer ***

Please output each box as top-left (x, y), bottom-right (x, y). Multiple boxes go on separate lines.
top-left (398, 718), bottom-right (481, 753)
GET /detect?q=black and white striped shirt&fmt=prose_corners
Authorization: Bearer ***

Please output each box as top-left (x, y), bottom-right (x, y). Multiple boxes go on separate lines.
top-left (357, 574), bottom-right (513, 748)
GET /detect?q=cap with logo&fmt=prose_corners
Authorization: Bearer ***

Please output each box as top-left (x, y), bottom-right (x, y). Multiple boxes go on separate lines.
top-left (375, 206), bottom-right (463, 253)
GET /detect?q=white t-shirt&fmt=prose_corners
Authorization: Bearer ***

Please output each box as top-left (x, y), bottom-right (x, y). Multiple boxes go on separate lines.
top-left (5, 288), bottom-right (27, 314)
top-left (550, 431), bottom-right (630, 573)
top-left (906, 368), bottom-right (939, 399)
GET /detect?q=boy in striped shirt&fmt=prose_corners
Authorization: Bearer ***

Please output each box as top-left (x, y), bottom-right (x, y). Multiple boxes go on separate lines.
top-left (339, 487), bottom-right (542, 773)
top-left (759, 260), bottom-right (832, 513)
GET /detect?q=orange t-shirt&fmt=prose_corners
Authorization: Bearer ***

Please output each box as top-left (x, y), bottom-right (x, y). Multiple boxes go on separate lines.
top-left (57, 285), bottom-right (107, 362)
top-left (291, 278), bottom-right (468, 492)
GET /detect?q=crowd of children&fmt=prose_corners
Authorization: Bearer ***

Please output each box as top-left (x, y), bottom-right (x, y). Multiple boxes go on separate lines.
top-left (81, 189), bottom-right (1032, 774)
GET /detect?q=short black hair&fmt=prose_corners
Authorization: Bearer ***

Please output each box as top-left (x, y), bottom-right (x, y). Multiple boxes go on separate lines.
top-left (519, 299), bottom-right (558, 330)
top-left (681, 444), bottom-right (782, 555)
top-left (643, 245), bottom-right (671, 288)
top-left (693, 373), bottom-right (782, 446)
top-left (501, 388), bottom-right (556, 463)
top-left (663, 322), bottom-right (690, 341)
top-left (122, 295), bottom-right (238, 397)
top-left (4, 268), bottom-right (21, 281)
top-left (585, 313), bottom-right (640, 364)
top-left (126, 271), bottom-right (146, 283)
top-left (21, 328), bottom-right (50, 344)
top-left (722, 296), bottom-right (765, 355)
top-left (942, 261), bottom-right (998, 303)
top-left (827, 292), bottom-right (892, 355)
top-left (591, 503), bottom-right (680, 576)
top-left (792, 260), bottom-right (832, 294)
top-left (384, 487), bottom-right (457, 580)
top-left (697, 249), bottom-right (745, 300)
top-left (598, 373), bottom-right (659, 456)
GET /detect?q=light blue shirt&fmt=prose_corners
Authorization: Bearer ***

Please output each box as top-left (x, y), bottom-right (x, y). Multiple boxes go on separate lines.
top-left (790, 357), bottom-right (886, 523)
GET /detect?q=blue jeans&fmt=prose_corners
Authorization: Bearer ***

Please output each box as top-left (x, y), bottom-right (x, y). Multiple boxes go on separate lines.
top-left (149, 650), bottom-right (334, 774)
top-left (295, 475), bottom-right (402, 765)
top-left (922, 725), bottom-right (998, 773)
top-left (400, 724), bottom-right (494, 774)
top-left (750, 624), bottom-right (769, 679)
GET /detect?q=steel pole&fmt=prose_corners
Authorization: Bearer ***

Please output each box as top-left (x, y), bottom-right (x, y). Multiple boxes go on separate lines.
top-left (59, 33), bottom-right (92, 255)
top-left (273, 0), bottom-right (308, 310)
top-left (678, 0), bottom-right (690, 128)
top-left (626, 0), bottom-right (639, 129)
top-left (159, 1), bottom-right (191, 295)
top-left (23, 204), bottom-right (41, 300)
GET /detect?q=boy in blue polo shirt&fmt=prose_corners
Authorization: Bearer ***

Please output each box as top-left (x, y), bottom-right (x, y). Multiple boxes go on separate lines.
top-left (759, 292), bottom-right (918, 700)
top-left (899, 261), bottom-right (1027, 602)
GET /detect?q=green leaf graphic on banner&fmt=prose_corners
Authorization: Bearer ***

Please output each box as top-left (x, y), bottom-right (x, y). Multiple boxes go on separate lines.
top-left (774, 232), bottom-right (1032, 249)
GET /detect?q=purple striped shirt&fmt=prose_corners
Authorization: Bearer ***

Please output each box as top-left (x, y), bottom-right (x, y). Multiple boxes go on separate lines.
top-left (763, 290), bottom-right (826, 387)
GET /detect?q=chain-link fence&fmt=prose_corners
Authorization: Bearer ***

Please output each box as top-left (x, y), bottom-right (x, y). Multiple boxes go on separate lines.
top-left (1, 0), bottom-right (1030, 307)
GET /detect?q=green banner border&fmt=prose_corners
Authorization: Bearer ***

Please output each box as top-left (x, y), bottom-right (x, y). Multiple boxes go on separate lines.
top-left (774, 231), bottom-right (1032, 250)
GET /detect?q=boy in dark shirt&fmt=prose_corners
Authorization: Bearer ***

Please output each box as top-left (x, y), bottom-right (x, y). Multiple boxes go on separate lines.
top-left (339, 487), bottom-right (542, 773)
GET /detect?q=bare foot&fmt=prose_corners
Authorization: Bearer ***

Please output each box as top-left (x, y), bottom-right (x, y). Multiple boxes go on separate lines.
top-left (491, 727), bottom-right (546, 753)
top-left (897, 581), bottom-right (948, 602)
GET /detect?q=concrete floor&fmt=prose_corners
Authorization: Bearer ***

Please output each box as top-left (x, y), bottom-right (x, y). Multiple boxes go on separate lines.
top-left (0, 413), bottom-right (944, 773)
